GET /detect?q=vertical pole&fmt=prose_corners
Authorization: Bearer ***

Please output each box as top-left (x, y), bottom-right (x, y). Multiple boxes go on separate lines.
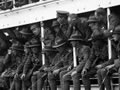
top-left (40, 21), bottom-right (45, 65)
top-left (107, 8), bottom-right (113, 90)
top-left (12, 0), bottom-right (15, 8)
top-left (107, 8), bottom-right (112, 60)
top-left (73, 46), bottom-right (77, 67)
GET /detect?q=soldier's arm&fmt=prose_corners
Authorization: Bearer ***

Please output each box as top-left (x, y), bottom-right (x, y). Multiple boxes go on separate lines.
top-left (101, 46), bottom-right (117, 68)
top-left (83, 48), bottom-right (96, 70)
top-left (4, 53), bottom-right (11, 67)
top-left (76, 47), bottom-right (90, 73)
top-left (23, 56), bottom-right (32, 74)
top-left (16, 56), bottom-right (27, 74)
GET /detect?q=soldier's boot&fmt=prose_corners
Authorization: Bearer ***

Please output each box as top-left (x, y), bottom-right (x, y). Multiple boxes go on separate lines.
top-left (118, 68), bottom-right (120, 90)
top-left (101, 69), bottom-right (111, 90)
top-left (15, 78), bottom-right (22, 90)
top-left (97, 69), bottom-right (105, 90)
top-left (72, 73), bottom-right (81, 90)
top-left (37, 72), bottom-right (45, 90)
top-left (60, 70), bottom-right (69, 90)
top-left (31, 75), bottom-right (37, 90)
top-left (9, 81), bottom-right (15, 90)
top-left (48, 72), bottom-right (57, 90)
top-left (82, 75), bottom-right (91, 90)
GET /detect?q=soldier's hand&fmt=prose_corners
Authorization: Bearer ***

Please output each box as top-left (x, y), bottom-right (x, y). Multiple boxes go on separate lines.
top-left (53, 69), bottom-right (60, 75)
top-left (105, 64), bottom-right (114, 70)
top-left (96, 65), bottom-right (102, 69)
top-left (14, 73), bottom-right (19, 79)
top-left (33, 71), bottom-right (39, 75)
top-left (21, 74), bottom-right (26, 80)
top-left (71, 71), bottom-right (77, 77)
top-left (81, 69), bottom-right (87, 76)
top-left (67, 66), bottom-right (72, 71)
top-left (8, 49), bottom-right (12, 54)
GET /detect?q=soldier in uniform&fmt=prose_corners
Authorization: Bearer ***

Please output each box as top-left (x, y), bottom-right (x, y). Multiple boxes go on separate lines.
top-left (81, 16), bottom-right (114, 90)
top-left (51, 20), bottom-right (67, 40)
top-left (67, 14), bottom-right (92, 42)
top-left (30, 23), bottom-right (41, 40)
top-left (60, 32), bottom-right (91, 90)
top-left (97, 26), bottom-right (120, 90)
top-left (47, 37), bottom-right (73, 90)
top-left (35, 42), bottom-right (57, 90)
top-left (1, 41), bottom-right (24, 90)
top-left (56, 10), bottom-right (69, 38)
top-left (21, 38), bottom-right (42, 90)
top-left (19, 26), bottom-right (33, 43)
top-left (9, 42), bottom-right (32, 90)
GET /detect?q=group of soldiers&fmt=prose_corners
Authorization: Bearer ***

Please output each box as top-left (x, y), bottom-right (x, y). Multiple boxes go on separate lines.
top-left (0, 0), bottom-right (42, 10)
top-left (0, 7), bottom-right (120, 90)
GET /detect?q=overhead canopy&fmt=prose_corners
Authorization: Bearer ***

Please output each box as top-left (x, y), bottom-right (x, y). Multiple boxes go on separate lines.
top-left (0, 0), bottom-right (119, 29)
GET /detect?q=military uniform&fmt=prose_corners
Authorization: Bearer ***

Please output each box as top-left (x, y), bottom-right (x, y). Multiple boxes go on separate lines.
top-left (56, 10), bottom-right (69, 38)
top-left (30, 23), bottom-right (41, 42)
top-left (67, 14), bottom-right (92, 41)
top-left (9, 42), bottom-right (32, 90)
top-left (97, 25), bottom-right (120, 90)
top-left (35, 42), bottom-right (57, 90)
top-left (22, 38), bottom-right (42, 90)
top-left (60, 32), bottom-right (91, 90)
top-left (47, 37), bottom-right (73, 90)
top-left (81, 16), bottom-right (110, 90)
top-left (2, 42), bottom-right (24, 90)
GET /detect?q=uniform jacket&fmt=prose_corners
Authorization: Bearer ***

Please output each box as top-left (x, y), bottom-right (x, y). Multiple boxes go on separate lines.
top-left (76, 45), bottom-right (91, 73)
top-left (23, 53), bottom-right (42, 74)
top-left (50, 48), bottom-right (73, 71)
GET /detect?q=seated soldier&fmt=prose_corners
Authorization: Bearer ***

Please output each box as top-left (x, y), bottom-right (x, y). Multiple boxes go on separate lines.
top-left (21, 38), bottom-right (42, 90)
top-left (35, 41), bottom-right (57, 90)
top-left (48, 37), bottom-right (73, 90)
top-left (97, 25), bottom-right (120, 90)
top-left (9, 42), bottom-right (31, 90)
top-left (1, 41), bottom-right (24, 90)
top-left (81, 16), bottom-right (114, 90)
top-left (60, 32), bottom-right (91, 90)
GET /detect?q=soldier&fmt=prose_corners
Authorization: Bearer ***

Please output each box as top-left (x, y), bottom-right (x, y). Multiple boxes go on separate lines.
top-left (19, 26), bottom-right (33, 43)
top-left (60, 32), bottom-right (91, 90)
top-left (1, 41), bottom-right (24, 90)
top-left (56, 10), bottom-right (69, 37)
top-left (67, 14), bottom-right (92, 41)
top-left (97, 26), bottom-right (120, 90)
top-left (36, 42), bottom-right (57, 90)
top-left (81, 16), bottom-right (111, 90)
top-left (30, 23), bottom-right (41, 41)
top-left (48, 37), bottom-right (73, 90)
top-left (9, 42), bottom-right (31, 90)
top-left (51, 20), bottom-right (67, 40)
top-left (21, 38), bottom-right (42, 90)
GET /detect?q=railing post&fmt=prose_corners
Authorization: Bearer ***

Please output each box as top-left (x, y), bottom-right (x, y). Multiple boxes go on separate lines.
top-left (73, 46), bottom-right (77, 67)
top-left (107, 8), bottom-right (112, 60)
top-left (12, 0), bottom-right (15, 8)
top-left (40, 21), bottom-right (45, 65)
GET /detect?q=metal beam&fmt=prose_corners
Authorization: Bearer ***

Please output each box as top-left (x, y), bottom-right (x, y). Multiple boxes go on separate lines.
top-left (0, 0), bottom-right (119, 29)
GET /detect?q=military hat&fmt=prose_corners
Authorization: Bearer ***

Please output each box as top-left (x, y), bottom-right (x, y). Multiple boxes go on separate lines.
top-left (11, 42), bottom-right (24, 51)
top-left (19, 27), bottom-right (33, 35)
top-left (53, 37), bottom-right (67, 48)
top-left (69, 32), bottom-right (83, 41)
top-left (87, 16), bottom-right (99, 23)
top-left (56, 10), bottom-right (69, 17)
top-left (113, 25), bottom-right (120, 34)
top-left (95, 7), bottom-right (106, 16)
top-left (52, 21), bottom-right (60, 27)
top-left (28, 38), bottom-right (41, 47)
